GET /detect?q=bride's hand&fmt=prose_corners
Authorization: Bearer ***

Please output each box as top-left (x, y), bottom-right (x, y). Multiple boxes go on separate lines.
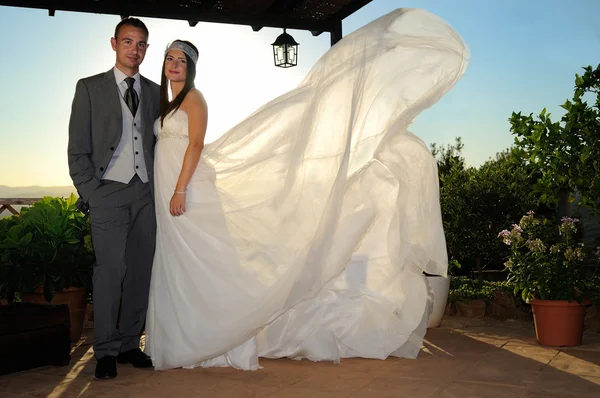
top-left (170, 192), bottom-right (187, 216)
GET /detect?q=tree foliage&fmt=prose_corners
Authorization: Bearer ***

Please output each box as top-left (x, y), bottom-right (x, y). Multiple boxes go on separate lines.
top-left (432, 139), bottom-right (541, 274)
top-left (509, 65), bottom-right (600, 216)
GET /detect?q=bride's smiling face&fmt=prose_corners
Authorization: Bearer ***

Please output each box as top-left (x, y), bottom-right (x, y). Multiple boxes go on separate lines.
top-left (164, 49), bottom-right (188, 82)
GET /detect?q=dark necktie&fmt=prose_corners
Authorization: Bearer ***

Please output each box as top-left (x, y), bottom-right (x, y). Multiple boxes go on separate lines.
top-left (124, 77), bottom-right (139, 116)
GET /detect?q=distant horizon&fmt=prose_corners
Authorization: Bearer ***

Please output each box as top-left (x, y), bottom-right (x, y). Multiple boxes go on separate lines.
top-left (0, 185), bottom-right (76, 198)
top-left (0, 184), bottom-right (74, 188)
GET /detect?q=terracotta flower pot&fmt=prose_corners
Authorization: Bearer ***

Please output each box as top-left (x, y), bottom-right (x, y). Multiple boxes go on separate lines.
top-left (21, 286), bottom-right (87, 342)
top-left (531, 298), bottom-right (592, 347)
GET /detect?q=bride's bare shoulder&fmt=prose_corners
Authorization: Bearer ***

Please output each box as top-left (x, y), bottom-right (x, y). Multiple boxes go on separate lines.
top-left (185, 88), bottom-right (207, 110)
top-left (180, 89), bottom-right (207, 119)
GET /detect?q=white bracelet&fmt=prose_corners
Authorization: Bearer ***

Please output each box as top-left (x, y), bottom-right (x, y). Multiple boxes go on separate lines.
top-left (174, 189), bottom-right (186, 194)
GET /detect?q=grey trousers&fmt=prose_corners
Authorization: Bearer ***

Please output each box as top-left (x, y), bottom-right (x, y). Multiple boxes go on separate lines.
top-left (88, 175), bottom-right (156, 359)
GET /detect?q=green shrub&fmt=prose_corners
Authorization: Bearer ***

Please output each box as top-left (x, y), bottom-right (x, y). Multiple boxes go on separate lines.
top-left (510, 65), bottom-right (600, 217)
top-left (432, 139), bottom-right (541, 275)
top-left (584, 275), bottom-right (600, 307)
top-left (448, 276), bottom-right (513, 303)
top-left (0, 194), bottom-right (94, 302)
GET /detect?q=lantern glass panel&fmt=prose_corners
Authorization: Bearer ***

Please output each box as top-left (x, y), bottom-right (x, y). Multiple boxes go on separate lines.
top-left (287, 45), bottom-right (297, 65)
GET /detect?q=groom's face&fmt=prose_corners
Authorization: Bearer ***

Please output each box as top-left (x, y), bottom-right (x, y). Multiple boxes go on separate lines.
top-left (111, 25), bottom-right (148, 73)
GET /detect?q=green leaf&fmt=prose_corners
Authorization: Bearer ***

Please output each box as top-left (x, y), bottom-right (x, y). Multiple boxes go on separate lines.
top-left (581, 147), bottom-right (591, 164)
top-left (19, 232), bottom-right (32, 245)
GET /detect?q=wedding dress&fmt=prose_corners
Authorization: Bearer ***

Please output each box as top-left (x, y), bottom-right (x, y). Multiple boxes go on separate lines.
top-left (145, 8), bottom-right (470, 370)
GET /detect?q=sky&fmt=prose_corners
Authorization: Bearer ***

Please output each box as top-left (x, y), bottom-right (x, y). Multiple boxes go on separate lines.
top-left (0, 0), bottom-right (599, 187)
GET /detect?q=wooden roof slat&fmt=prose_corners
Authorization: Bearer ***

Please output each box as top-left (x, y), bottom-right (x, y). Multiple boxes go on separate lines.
top-left (0, 0), bottom-right (372, 33)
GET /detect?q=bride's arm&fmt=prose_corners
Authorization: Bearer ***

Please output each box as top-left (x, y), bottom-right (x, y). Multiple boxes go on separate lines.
top-left (170, 89), bottom-right (208, 216)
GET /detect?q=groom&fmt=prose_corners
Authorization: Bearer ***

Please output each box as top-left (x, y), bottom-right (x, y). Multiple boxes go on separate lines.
top-left (67, 17), bottom-right (160, 380)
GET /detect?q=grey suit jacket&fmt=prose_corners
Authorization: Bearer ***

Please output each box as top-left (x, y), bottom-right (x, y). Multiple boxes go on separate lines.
top-left (67, 69), bottom-right (160, 211)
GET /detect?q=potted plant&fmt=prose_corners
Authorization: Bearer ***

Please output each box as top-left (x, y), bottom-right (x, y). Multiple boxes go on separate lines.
top-left (426, 259), bottom-right (461, 328)
top-left (498, 211), bottom-right (595, 346)
top-left (0, 194), bottom-right (94, 341)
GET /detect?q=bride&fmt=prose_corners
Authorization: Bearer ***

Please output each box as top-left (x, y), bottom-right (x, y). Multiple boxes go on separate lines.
top-left (145, 8), bottom-right (470, 370)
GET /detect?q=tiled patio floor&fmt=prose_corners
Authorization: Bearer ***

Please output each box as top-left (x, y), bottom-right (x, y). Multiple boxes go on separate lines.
top-left (1, 317), bottom-right (599, 397)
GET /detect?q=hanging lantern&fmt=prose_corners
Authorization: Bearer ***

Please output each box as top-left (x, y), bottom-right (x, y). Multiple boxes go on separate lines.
top-left (271, 28), bottom-right (299, 68)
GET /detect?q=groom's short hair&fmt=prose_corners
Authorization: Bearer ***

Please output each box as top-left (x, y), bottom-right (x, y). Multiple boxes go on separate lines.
top-left (114, 17), bottom-right (149, 39)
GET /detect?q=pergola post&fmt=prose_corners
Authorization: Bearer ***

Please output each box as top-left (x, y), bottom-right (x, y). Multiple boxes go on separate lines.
top-left (330, 21), bottom-right (342, 47)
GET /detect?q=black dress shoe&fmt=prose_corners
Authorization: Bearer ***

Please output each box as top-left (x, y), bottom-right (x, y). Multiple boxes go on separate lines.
top-left (95, 356), bottom-right (117, 379)
top-left (117, 348), bottom-right (153, 368)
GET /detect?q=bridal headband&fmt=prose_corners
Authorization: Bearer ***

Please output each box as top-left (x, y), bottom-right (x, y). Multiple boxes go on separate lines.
top-left (165, 41), bottom-right (198, 65)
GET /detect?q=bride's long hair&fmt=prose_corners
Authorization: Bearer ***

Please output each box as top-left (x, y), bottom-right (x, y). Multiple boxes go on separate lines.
top-left (160, 40), bottom-right (198, 126)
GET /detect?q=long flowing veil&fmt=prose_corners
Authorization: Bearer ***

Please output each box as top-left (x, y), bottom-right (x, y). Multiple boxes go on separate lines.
top-left (148, 8), bottom-right (470, 367)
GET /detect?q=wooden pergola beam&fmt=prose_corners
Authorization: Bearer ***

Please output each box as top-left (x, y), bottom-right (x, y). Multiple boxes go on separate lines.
top-left (0, 0), bottom-right (341, 33)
